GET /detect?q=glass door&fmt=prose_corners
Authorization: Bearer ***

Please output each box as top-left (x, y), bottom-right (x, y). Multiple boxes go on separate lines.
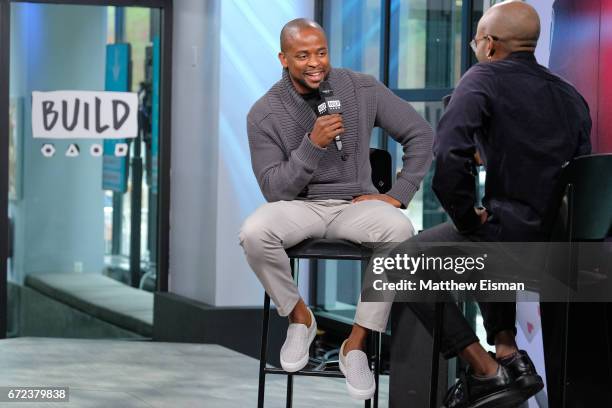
top-left (3, 0), bottom-right (168, 339)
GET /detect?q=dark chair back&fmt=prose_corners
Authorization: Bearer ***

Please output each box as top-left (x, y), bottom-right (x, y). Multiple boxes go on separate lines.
top-left (544, 154), bottom-right (612, 408)
top-left (561, 153), bottom-right (612, 241)
top-left (369, 148), bottom-right (392, 194)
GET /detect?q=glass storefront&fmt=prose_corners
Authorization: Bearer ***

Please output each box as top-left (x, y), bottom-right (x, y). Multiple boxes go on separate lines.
top-left (5, 1), bottom-right (165, 339)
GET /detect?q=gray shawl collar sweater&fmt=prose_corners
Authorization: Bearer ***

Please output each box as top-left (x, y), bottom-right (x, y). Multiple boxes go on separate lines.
top-left (246, 68), bottom-right (433, 207)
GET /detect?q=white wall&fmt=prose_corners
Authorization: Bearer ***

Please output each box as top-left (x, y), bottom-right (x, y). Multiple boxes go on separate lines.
top-left (169, 0), bottom-right (220, 304)
top-left (170, 0), bottom-right (314, 306)
top-left (529, 0), bottom-right (555, 66)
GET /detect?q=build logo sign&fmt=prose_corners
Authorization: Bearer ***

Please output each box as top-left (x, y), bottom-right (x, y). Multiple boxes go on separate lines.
top-left (32, 90), bottom-right (138, 158)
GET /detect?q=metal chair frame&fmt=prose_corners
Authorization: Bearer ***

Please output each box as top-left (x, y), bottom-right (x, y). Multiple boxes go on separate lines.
top-left (257, 239), bottom-right (381, 408)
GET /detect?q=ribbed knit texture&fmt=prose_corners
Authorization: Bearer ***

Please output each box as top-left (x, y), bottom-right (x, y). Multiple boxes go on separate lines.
top-left (246, 68), bottom-right (434, 207)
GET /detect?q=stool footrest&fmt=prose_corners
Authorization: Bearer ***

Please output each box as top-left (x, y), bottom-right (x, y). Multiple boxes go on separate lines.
top-left (264, 367), bottom-right (345, 378)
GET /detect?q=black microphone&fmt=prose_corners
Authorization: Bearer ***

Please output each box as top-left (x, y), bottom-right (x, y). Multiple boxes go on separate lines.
top-left (317, 81), bottom-right (346, 159)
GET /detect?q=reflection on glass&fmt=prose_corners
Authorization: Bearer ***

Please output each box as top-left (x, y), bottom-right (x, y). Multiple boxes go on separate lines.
top-left (389, 0), bottom-right (462, 89)
top-left (389, 101), bottom-right (447, 232)
top-left (125, 7), bottom-right (151, 92)
top-left (104, 7), bottom-right (158, 289)
top-left (323, 0), bottom-right (381, 79)
top-left (106, 7), bottom-right (115, 44)
top-left (315, 259), bottom-right (361, 324)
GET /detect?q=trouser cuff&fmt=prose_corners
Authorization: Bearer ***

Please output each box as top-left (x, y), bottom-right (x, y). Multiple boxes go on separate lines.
top-left (274, 293), bottom-right (300, 317)
top-left (441, 334), bottom-right (480, 360)
top-left (354, 316), bottom-right (387, 333)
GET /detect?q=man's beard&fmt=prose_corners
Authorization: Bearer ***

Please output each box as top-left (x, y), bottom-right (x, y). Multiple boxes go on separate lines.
top-left (294, 74), bottom-right (317, 92)
top-left (290, 70), bottom-right (329, 93)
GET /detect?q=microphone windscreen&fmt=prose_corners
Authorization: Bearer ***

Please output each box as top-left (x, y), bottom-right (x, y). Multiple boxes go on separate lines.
top-left (319, 80), bottom-right (333, 97)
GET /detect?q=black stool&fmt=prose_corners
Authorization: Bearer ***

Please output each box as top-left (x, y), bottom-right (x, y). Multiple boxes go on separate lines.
top-left (429, 303), bottom-right (444, 408)
top-left (257, 238), bottom-right (382, 408)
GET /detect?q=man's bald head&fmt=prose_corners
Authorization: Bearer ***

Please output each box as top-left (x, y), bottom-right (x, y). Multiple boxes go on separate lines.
top-left (278, 18), bottom-right (331, 94)
top-left (478, 0), bottom-right (540, 53)
top-left (280, 18), bottom-right (326, 52)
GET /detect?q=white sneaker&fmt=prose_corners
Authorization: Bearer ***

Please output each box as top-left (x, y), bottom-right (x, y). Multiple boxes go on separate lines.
top-left (280, 308), bottom-right (317, 372)
top-left (339, 340), bottom-right (376, 400)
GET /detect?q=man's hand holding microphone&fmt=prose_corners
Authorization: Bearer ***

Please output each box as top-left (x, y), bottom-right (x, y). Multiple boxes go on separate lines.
top-left (309, 114), bottom-right (344, 148)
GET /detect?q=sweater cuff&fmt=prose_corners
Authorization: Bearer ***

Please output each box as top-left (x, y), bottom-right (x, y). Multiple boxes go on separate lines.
top-left (386, 178), bottom-right (419, 209)
top-left (293, 132), bottom-right (327, 169)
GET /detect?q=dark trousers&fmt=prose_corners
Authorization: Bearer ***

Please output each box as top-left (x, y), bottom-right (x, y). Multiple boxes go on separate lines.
top-left (403, 222), bottom-right (517, 357)
top-left (389, 222), bottom-right (518, 406)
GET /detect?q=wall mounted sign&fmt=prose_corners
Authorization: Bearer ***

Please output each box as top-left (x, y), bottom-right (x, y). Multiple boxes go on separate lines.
top-left (41, 143), bottom-right (56, 157)
top-left (31, 90), bottom-right (138, 139)
top-left (90, 144), bottom-right (103, 157)
top-left (65, 144), bottom-right (80, 157)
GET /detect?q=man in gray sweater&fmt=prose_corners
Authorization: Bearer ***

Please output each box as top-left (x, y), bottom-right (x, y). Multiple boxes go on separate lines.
top-left (239, 18), bottom-right (433, 400)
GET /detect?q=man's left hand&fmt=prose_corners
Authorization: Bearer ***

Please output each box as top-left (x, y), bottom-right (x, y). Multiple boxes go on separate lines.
top-left (475, 207), bottom-right (488, 224)
top-left (352, 194), bottom-right (402, 208)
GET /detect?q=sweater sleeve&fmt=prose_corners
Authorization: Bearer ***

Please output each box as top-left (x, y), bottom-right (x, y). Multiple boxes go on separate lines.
top-left (247, 115), bottom-right (327, 202)
top-left (373, 81), bottom-right (434, 207)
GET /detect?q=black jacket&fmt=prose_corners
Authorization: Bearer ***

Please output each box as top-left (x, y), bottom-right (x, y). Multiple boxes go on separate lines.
top-left (433, 52), bottom-right (592, 240)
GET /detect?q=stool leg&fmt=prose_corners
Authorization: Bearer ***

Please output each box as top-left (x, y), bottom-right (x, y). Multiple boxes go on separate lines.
top-left (363, 331), bottom-right (372, 408)
top-left (286, 374), bottom-right (293, 408)
top-left (373, 331), bottom-right (381, 408)
top-left (362, 256), bottom-right (373, 408)
top-left (286, 257), bottom-right (297, 408)
top-left (429, 302), bottom-right (444, 408)
top-left (560, 301), bottom-right (570, 408)
top-left (257, 293), bottom-right (271, 408)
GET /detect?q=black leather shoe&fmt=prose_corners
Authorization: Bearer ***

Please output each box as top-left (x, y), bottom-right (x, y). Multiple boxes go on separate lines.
top-left (442, 365), bottom-right (531, 408)
top-left (496, 350), bottom-right (544, 397)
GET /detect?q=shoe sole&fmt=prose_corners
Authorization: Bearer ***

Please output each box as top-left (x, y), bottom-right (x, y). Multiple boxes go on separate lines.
top-left (468, 388), bottom-right (528, 408)
top-left (338, 358), bottom-right (376, 400)
top-left (280, 315), bottom-right (317, 373)
top-left (468, 375), bottom-right (544, 408)
top-left (515, 374), bottom-right (544, 398)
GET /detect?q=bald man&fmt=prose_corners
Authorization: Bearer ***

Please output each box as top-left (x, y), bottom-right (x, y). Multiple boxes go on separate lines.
top-left (240, 18), bottom-right (433, 401)
top-left (392, 1), bottom-right (591, 407)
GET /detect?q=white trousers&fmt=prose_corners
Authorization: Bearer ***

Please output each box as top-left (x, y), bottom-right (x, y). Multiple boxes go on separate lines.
top-left (239, 199), bottom-right (414, 332)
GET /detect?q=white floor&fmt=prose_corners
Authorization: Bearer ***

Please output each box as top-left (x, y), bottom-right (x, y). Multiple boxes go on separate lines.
top-left (0, 337), bottom-right (389, 408)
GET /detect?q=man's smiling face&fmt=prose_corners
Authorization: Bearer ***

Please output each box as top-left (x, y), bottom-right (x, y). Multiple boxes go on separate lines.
top-left (279, 27), bottom-right (331, 94)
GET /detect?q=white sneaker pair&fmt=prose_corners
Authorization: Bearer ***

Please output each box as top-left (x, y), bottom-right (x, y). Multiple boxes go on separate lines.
top-left (279, 308), bottom-right (375, 400)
